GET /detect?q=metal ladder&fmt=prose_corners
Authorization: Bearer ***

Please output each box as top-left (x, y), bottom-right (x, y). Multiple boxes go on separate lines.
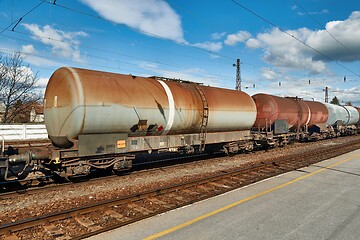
top-left (195, 85), bottom-right (209, 152)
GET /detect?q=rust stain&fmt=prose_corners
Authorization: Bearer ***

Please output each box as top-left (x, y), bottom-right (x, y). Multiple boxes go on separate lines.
top-left (200, 85), bottom-right (256, 112)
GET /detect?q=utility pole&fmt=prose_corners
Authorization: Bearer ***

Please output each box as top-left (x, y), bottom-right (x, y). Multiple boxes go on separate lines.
top-left (324, 86), bottom-right (328, 103)
top-left (235, 58), bottom-right (241, 91)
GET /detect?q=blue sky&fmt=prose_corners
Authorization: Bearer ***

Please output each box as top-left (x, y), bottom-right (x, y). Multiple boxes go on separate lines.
top-left (1, 0), bottom-right (360, 105)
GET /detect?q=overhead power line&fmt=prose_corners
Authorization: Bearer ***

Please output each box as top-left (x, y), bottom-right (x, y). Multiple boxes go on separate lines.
top-left (0, 32), bottom-right (233, 82)
top-left (0, 47), bottom-right (232, 84)
top-left (2, 1), bottom-right (298, 84)
top-left (230, 0), bottom-right (360, 78)
top-left (1, 28), bottom-right (309, 90)
top-left (8, 29), bottom-right (234, 79)
top-left (1, 0), bottom-right (316, 88)
top-left (292, 0), bottom-right (357, 59)
top-left (45, 0), bottom-right (235, 61)
top-left (0, 1), bottom-right (45, 34)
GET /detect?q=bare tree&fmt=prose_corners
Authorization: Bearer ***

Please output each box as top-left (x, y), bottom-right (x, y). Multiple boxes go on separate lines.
top-left (0, 51), bottom-right (42, 123)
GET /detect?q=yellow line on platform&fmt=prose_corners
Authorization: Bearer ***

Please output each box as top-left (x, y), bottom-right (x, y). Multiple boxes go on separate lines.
top-left (144, 153), bottom-right (360, 240)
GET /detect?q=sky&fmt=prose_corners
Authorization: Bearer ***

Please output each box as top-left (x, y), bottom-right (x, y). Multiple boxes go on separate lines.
top-left (1, 0), bottom-right (360, 105)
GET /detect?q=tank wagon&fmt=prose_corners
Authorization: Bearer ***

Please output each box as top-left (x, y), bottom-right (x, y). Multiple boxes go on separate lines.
top-left (251, 94), bottom-right (329, 145)
top-left (1, 68), bottom-right (359, 181)
top-left (324, 103), bottom-right (359, 135)
top-left (251, 93), bottom-right (359, 144)
top-left (1, 67), bottom-right (257, 180)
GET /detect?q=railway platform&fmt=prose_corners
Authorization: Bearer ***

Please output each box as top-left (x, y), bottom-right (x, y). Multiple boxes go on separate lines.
top-left (87, 149), bottom-right (360, 240)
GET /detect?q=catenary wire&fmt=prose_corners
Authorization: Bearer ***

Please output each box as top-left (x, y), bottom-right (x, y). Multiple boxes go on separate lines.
top-left (292, 0), bottom-right (358, 59)
top-left (230, 0), bottom-right (360, 78)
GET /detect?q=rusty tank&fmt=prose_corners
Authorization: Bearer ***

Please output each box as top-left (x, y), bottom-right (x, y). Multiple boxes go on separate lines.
top-left (252, 94), bottom-right (328, 130)
top-left (252, 94), bottom-right (309, 129)
top-left (44, 67), bottom-right (257, 148)
top-left (303, 100), bottom-right (329, 126)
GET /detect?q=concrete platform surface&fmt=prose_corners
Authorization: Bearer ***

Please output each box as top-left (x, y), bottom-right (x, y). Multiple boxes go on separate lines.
top-left (87, 149), bottom-right (360, 240)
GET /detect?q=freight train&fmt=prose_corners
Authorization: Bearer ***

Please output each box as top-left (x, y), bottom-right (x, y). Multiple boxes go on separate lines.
top-left (1, 67), bottom-right (359, 181)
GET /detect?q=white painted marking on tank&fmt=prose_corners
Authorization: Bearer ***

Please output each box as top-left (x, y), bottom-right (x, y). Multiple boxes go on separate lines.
top-left (54, 96), bottom-right (57, 108)
top-left (343, 106), bottom-right (351, 125)
top-left (305, 105), bottom-right (311, 125)
top-left (157, 80), bottom-right (175, 135)
top-left (64, 67), bottom-right (85, 135)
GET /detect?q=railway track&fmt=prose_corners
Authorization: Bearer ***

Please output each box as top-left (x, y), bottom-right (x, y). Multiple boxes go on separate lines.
top-left (1, 137), bottom-right (359, 240)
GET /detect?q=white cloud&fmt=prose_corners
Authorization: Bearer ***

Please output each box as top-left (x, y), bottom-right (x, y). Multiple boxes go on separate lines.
top-left (20, 44), bottom-right (61, 67)
top-left (244, 72), bottom-right (360, 105)
top-left (24, 54), bottom-right (59, 67)
top-left (307, 11), bottom-right (360, 62)
top-left (137, 61), bottom-right (226, 87)
top-left (80, 0), bottom-right (186, 43)
top-left (227, 11), bottom-right (360, 75)
top-left (139, 61), bottom-right (159, 70)
top-left (252, 27), bottom-right (328, 74)
top-left (191, 41), bottom-right (222, 52)
top-left (21, 45), bottom-right (36, 54)
top-left (22, 23), bottom-right (88, 62)
top-left (36, 77), bottom-right (49, 89)
top-left (297, 9), bottom-right (329, 16)
top-left (261, 68), bottom-right (278, 80)
top-left (224, 31), bottom-right (251, 46)
top-left (211, 32), bottom-right (227, 40)
top-left (245, 38), bottom-right (262, 49)
top-left (210, 53), bottom-right (220, 59)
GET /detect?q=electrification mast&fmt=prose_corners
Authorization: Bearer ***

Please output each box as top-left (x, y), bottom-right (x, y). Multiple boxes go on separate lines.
top-left (324, 86), bottom-right (329, 103)
top-left (235, 58), bottom-right (241, 91)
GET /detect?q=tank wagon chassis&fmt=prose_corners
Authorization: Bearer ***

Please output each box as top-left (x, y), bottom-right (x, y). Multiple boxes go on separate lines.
top-left (1, 130), bottom-right (257, 181)
top-left (3, 122), bottom-right (358, 181)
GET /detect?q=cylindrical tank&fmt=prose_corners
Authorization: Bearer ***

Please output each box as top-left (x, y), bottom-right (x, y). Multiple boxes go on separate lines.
top-left (44, 67), bottom-right (257, 148)
top-left (303, 101), bottom-right (328, 126)
top-left (343, 106), bottom-right (360, 125)
top-left (252, 94), bottom-right (328, 130)
top-left (324, 103), bottom-right (348, 126)
top-left (252, 94), bottom-right (310, 129)
top-left (355, 107), bottom-right (360, 124)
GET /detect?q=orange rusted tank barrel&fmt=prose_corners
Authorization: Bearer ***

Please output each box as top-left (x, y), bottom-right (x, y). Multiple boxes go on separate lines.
top-left (251, 93), bottom-right (310, 129)
top-left (44, 67), bottom-right (257, 148)
top-left (252, 94), bottom-right (328, 130)
top-left (303, 100), bottom-right (328, 126)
